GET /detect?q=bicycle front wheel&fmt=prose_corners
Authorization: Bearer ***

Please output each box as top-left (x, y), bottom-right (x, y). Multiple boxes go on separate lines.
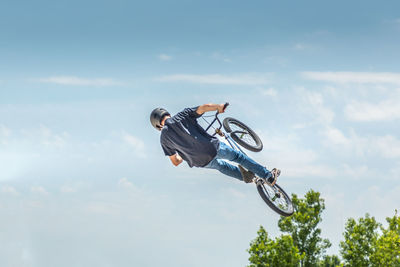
top-left (256, 181), bottom-right (294, 217)
top-left (223, 117), bottom-right (263, 152)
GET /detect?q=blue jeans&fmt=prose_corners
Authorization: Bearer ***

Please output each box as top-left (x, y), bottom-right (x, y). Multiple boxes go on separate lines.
top-left (205, 142), bottom-right (272, 181)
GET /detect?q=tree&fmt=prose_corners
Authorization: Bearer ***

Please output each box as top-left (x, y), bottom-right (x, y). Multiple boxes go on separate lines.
top-left (339, 213), bottom-right (380, 267)
top-left (278, 189), bottom-right (331, 266)
top-left (370, 211), bottom-right (400, 266)
top-left (248, 226), bottom-right (303, 267)
top-left (318, 255), bottom-right (342, 267)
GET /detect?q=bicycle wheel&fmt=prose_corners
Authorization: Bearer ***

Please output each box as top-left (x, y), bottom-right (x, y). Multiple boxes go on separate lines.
top-left (256, 180), bottom-right (294, 216)
top-left (223, 117), bottom-right (263, 152)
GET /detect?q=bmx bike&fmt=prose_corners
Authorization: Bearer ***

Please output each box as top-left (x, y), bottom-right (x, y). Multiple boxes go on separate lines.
top-left (201, 103), bottom-right (294, 217)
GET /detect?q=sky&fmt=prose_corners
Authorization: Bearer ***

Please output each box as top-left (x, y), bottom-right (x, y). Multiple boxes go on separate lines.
top-left (1, 0), bottom-right (400, 266)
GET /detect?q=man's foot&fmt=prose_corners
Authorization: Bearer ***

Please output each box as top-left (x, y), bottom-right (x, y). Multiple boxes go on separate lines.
top-left (238, 165), bottom-right (255, 183)
top-left (267, 168), bottom-right (281, 186)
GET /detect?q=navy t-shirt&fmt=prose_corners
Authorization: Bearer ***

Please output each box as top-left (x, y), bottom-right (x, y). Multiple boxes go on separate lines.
top-left (160, 106), bottom-right (220, 167)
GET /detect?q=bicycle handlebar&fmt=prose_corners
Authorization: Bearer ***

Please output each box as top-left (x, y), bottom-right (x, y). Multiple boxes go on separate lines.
top-left (205, 102), bottom-right (229, 134)
top-left (223, 102), bottom-right (229, 112)
top-left (216, 102), bottom-right (229, 115)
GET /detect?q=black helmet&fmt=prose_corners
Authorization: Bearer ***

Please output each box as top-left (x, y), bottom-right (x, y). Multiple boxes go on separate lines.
top-left (150, 107), bottom-right (170, 130)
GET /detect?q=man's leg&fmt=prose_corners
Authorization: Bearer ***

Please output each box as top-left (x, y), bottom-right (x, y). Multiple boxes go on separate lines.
top-left (217, 142), bottom-right (273, 179)
top-left (204, 158), bottom-right (243, 181)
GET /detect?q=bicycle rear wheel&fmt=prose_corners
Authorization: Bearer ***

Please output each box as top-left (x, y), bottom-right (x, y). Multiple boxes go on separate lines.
top-left (223, 117), bottom-right (263, 152)
top-left (256, 180), bottom-right (294, 216)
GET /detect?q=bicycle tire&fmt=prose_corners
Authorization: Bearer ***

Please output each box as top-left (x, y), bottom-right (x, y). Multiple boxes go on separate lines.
top-left (223, 117), bottom-right (263, 152)
top-left (256, 181), bottom-right (294, 217)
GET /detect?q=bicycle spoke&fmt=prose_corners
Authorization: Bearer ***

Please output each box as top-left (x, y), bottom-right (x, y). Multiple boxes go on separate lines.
top-left (261, 183), bottom-right (291, 213)
top-left (230, 123), bottom-right (257, 146)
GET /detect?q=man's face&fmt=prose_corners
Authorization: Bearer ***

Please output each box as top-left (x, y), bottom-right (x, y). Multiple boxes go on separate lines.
top-left (159, 115), bottom-right (171, 129)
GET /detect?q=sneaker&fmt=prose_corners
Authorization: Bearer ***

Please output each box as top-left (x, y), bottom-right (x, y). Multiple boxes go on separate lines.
top-left (238, 165), bottom-right (255, 183)
top-left (267, 168), bottom-right (281, 186)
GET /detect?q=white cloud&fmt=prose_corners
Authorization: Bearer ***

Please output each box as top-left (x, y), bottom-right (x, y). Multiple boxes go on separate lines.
top-left (223, 187), bottom-right (246, 199)
top-left (122, 133), bottom-right (146, 157)
top-left (383, 18), bottom-right (400, 25)
top-left (323, 128), bottom-right (400, 159)
top-left (292, 123), bottom-right (308, 129)
top-left (117, 178), bottom-right (144, 196)
top-left (60, 185), bottom-right (77, 193)
top-left (301, 90), bottom-right (335, 125)
top-left (345, 98), bottom-right (400, 121)
top-left (117, 177), bottom-right (135, 189)
top-left (285, 164), bottom-right (337, 178)
top-left (302, 72), bottom-right (400, 85)
top-left (341, 164), bottom-right (370, 180)
top-left (0, 125), bottom-right (11, 144)
top-left (86, 202), bottom-right (119, 214)
top-left (0, 185), bottom-right (19, 196)
top-left (211, 52), bottom-right (232, 63)
top-left (20, 125), bottom-right (69, 148)
top-left (293, 43), bottom-right (316, 51)
top-left (37, 76), bottom-right (123, 86)
top-left (294, 43), bottom-right (306, 50)
top-left (156, 73), bottom-right (272, 85)
top-left (257, 131), bottom-right (336, 178)
top-left (264, 56), bottom-right (288, 67)
top-left (389, 161), bottom-right (400, 180)
top-left (373, 135), bottom-right (400, 158)
top-left (30, 186), bottom-right (49, 195)
top-left (159, 54), bottom-right (172, 61)
top-left (259, 87), bottom-right (277, 97)
top-left (0, 125), bottom-right (11, 137)
top-left (323, 127), bottom-right (350, 145)
top-left (353, 185), bottom-right (400, 220)
top-left (38, 125), bottom-right (69, 148)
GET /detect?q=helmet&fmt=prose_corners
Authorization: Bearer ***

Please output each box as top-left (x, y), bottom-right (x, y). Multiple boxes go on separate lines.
top-left (150, 108), bottom-right (170, 130)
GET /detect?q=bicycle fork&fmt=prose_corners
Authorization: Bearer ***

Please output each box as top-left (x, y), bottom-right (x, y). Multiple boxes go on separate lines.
top-left (256, 178), bottom-right (282, 199)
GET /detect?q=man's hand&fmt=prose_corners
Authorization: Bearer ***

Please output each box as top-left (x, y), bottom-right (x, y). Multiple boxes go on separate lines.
top-left (169, 153), bottom-right (183, 166)
top-left (196, 103), bottom-right (227, 115)
top-left (217, 103), bottom-right (226, 114)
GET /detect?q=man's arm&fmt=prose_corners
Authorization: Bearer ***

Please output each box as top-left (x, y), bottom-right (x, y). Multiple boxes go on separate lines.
top-left (169, 153), bottom-right (183, 166)
top-left (196, 103), bottom-right (226, 115)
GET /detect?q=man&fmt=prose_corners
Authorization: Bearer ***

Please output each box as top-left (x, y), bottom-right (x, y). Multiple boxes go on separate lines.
top-left (150, 103), bottom-right (280, 184)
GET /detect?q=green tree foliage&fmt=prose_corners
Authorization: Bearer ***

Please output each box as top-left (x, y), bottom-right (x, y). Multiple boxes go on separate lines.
top-left (248, 190), bottom-right (399, 267)
top-left (317, 255), bottom-right (342, 267)
top-left (248, 226), bottom-right (302, 267)
top-left (340, 211), bottom-right (400, 267)
top-left (370, 211), bottom-right (400, 266)
top-left (278, 190), bottom-right (331, 266)
top-left (339, 213), bottom-right (380, 266)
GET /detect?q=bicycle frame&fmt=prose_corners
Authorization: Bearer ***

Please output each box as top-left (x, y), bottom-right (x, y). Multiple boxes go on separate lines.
top-left (203, 111), bottom-right (247, 156)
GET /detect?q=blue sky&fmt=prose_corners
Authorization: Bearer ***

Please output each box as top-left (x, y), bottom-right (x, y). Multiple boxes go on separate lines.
top-left (1, 1), bottom-right (400, 266)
